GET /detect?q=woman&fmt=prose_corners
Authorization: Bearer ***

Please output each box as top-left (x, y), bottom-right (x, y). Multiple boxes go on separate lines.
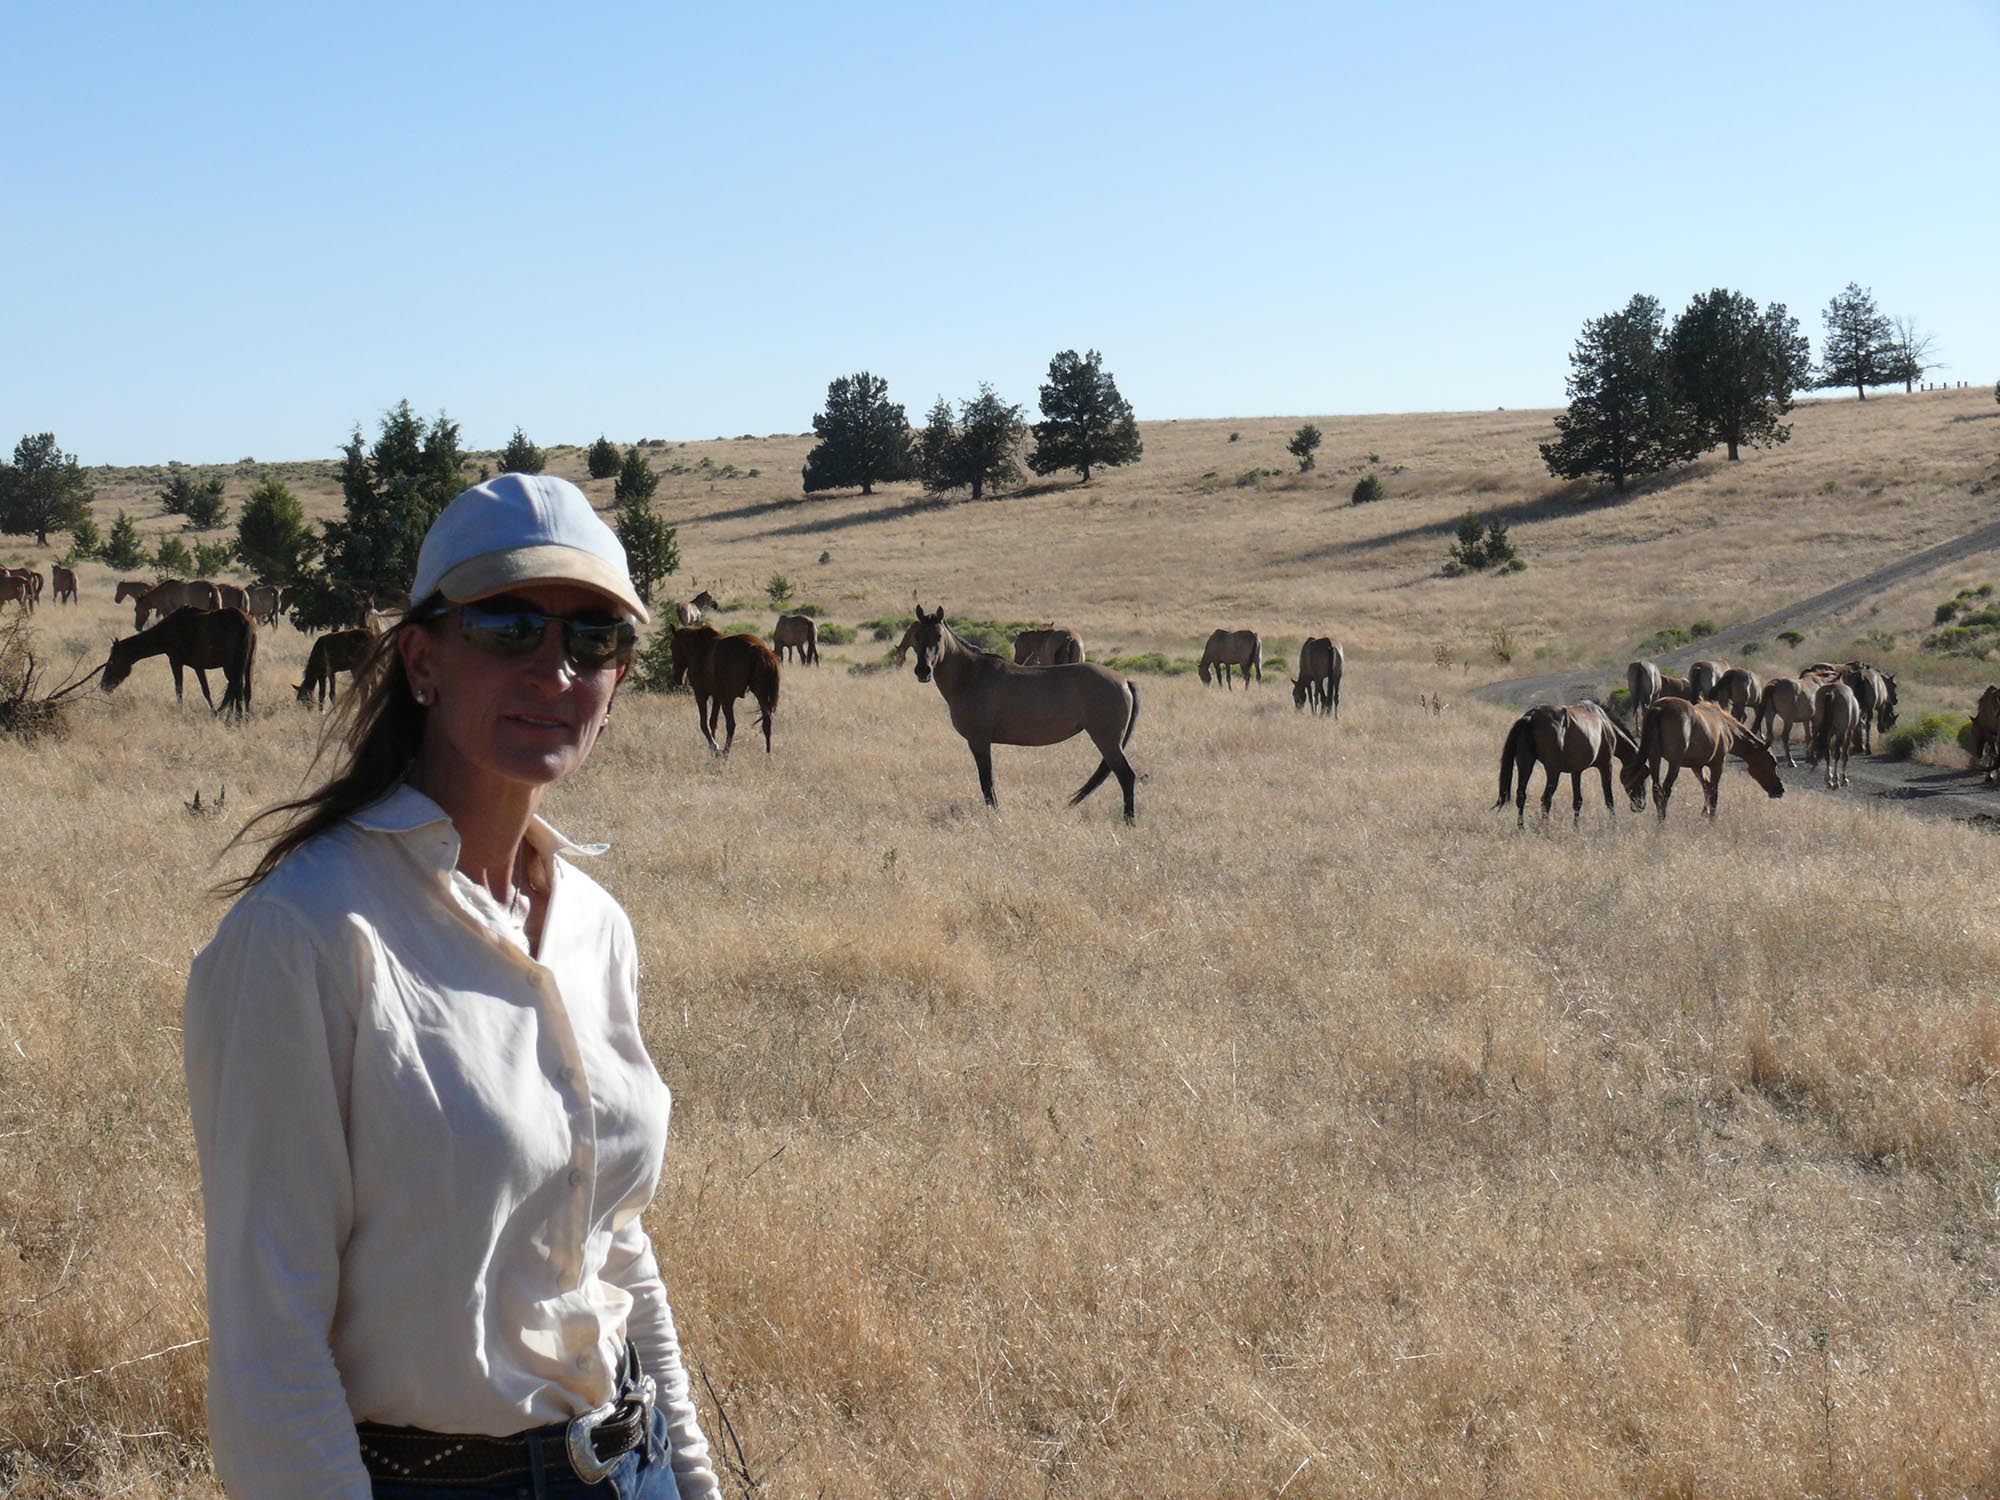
top-left (185, 473), bottom-right (720, 1499)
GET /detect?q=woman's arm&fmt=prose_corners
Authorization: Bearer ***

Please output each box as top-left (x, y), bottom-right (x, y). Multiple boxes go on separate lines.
top-left (604, 1218), bottom-right (722, 1500)
top-left (184, 897), bottom-right (373, 1500)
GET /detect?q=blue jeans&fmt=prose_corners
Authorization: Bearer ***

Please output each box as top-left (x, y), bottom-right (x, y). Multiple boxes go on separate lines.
top-left (370, 1407), bottom-right (681, 1499)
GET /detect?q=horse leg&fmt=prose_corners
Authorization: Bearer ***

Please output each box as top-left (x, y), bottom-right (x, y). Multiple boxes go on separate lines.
top-left (1070, 759), bottom-right (1112, 806)
top-left (194, 667), bottom-right (217, 711)
top-left (1538, 763), bottom-right (1558, 824)
top-left (1597, 751), bottom-right (1615, 817)
top-left (720, 699), bottom-right (737, 754)
top-left (760, 692), bottom-right (773, 753)
top-left (696, 691), bottom-right (719, 752)
top-left (1657, 763), bottom-right (1679, 821)
top-left (1572, 769), bottom-right (1585, 825)
top-left (971, 742), bottom-right (998, 807)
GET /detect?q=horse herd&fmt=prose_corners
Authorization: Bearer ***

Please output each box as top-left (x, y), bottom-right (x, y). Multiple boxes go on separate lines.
top-left (1497, 656), bottom-right (1909, 826)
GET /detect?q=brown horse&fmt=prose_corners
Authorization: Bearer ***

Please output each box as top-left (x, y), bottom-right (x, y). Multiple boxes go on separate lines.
top-left (690, 589), bottom-right (718, 613)
top-left (0, 576), bottom-right (29, 612)
top-left (295, 628), bottom-right (375, 707)
top-left (1198, 628), bottom-right (1262, 687)
top-left (1809, 679), bottom-right (1862, 789)
top-left (1710, 666), bottom-right (1762, 724)
top-left (906, 605), bottom-right (1140, 820)
top-left (114, 579), bottom-right (150, 604)
top-left (1626, 660), bottom-right (1661, 722)
top-left (1975, 686), bottom-right (2000, 781)
top-left (200, 581), bottom-right (248, 612)
top-left (772, 613), bottom-right (821, 665)
top-left (1495, 702), bottom-right (1648, 828)
top-left (1687, 660), bottom-right (1729, 703)
top-left (101, 606), bottom-right (257, 721)
top-left (245, 583), bottom-right (280, 624)
top-left (2, 569), bottom-right (39, 613)
top-left (668, 624), bottom-right (781, 753)
top-left (1621, 697), bottom-right (1784, 820)
top-left (134, 579), bottom-right (221, 628)
top-left (1658, 672), bottom-right (1693, 701)
top-left (1012, 626), bottom-right (1085, 666)
top-left (51, 564), bottom-right (77, 604)
top-left (1291, 637), bottom-right (1343, 717)
top-left (1753, 676), bottom-right (1818, 766)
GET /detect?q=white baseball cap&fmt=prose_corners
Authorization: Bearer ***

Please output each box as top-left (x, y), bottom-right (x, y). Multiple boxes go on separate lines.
top-left (412, 473), bottom-right (649, 624)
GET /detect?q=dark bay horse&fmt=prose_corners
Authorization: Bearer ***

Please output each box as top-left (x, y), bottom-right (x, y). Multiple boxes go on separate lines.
top-left (1620, 698), bottom-right (1784, 821)
top-left (669, 624), bottom-right (781, 753)
top-left (1198, 628), bottom-right (1262, 687)
top-left (906, 605), bottom-right (1140, 820)
top-left (1291, 637), bottom-right (1343, 718)
top-left (101, 606), bottom-right (257, 722)
top-left (772, 613), bottom-right (820, 665)
top-left (1012, 626), bottom-right (1085, 666)
top-left (1495, 702), bottom-right (1647, 827)
top-left (295, 627), bottom-right (375, 707)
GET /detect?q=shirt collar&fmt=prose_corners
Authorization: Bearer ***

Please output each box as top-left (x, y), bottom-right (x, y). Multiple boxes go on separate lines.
top-left (350, 784), bottom-right (609, 875)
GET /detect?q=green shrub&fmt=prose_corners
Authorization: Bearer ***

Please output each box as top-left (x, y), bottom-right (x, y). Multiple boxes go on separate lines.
top-left (1738, 640), bottom-right (1763, 657)
top-left (1352, 474), bottom-right (1385, 504)
top-left (1690, 619), bottom-right (1717, 638)
top-left (817, 622), bottom-right (857, 645)
top-left (153, 536), bottom-right (194, 576)
top-left (629, 629), bottom-right (680, 693)
top-left (1936, 600), bottom-right (1962, 624)
top-left (792, 602), bottom-right (824, 618)
top-left (1884, 711), bottom-right (1972, 760)
top-left (1779, 630), bottom-right (1805, 647)
top-left (1097, 652), bottom-right (1199, 676)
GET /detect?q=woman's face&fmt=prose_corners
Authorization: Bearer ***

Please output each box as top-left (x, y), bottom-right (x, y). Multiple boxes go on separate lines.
top-left (399, 583), bottom-right (629, 792)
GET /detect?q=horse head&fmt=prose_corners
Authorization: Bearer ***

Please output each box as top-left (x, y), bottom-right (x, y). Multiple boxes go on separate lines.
top-left (1291, 676), bottom-right (1307, 711)
top-left (909, 605), bottom-right (946, 683)
top-left (99, 637), bottom-right (130, 693)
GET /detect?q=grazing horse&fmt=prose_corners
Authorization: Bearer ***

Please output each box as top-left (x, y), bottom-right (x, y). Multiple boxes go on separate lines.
top-left (668, 624), bottom-right (781, 754)
top-left (1012, 626), bottom-right (1086, 666)
top-left (1687, 659), bottom-right (1729, 703)
top-left (772, 613), bottom-right (821, 665)
top-left (1711, 666), bottom-right (1762, 724)
top-left (1494, 701), bottom-right (1647, 828)
top-left (244, 583), bottom-right (280, 625)
top-left (1626, 660), bottom-right (1661, 723)
top-left (101, 606), bottom-right (257, 722)
top-left (673, 600), bottom-right (703, 627)
top-left (114, 579), bottom-right (150, 604)
top-left (1621, 697), bottom-right (1785, 821)
top-left (1754, 676), bottom-right (1819, 766)
top-left (295, 628), bottom-right (375, 707)
top-left (1291, 637), bottom-right (1343, 717)
top-left (1198, 628), bottom-right (1262, 688)
top-left (134, 579), bottom-right (220, 628)
top-left (905, 604), bottom-right (1140, 821)
top-left (52, 564), bottom-right (78, 604)
top-left (1841, 662), bottom-right (1897, 745)
top-left (1658, 672), bottom-right (1693, 702)
top-left (1810, 680), bottom-right (1862, 789)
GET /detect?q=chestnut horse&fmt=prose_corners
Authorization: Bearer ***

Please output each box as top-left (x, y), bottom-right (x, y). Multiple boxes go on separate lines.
top-left (1626, 660), bottom-right (1661, 722)
top-left (669, 624), bottom-right (782, 753)
top-left (1495, 701), bottom-right (1647, 828)
top-left (1710, 666), bottom-right (1762, 724)
top-left (1754, 676), bottom-right (1818, 767)
top-left (1291, 637), bottom-right (1343, 718)
top-left (1198, 629), bottom-right (1262, 688)
top-left (101, 606), bottom-right (257, 722)
top-left (1012, 626), bottom-right (1085, 666)
top-left (134, 579), bottom-right (221, 628)
top-left (295, 628), bottom-right (375, 707)
top-left (906, 605), bottom-right (1140, 820)
top-left (1809, 679), bottom-right (1862, 789)
top-left (772, 613), bottom-right (821, 665)
top-left (1975, 685), bottom-right (2000, 781)
top-left (1621, 697), bottom-right (1784, 821)
top-left (52, 564), bottom-right (78, 604)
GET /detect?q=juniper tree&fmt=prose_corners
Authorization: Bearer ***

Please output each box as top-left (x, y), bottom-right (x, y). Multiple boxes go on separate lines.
top-left (614, 446), bottom-right (659, 507)
top-left (1026, 349), bottom-right (1142, 483)
top-left (499, 427), bottom-right (546, 475)
top-left (235, 476), bottom-right (318, 586)
top-left (0, 433), bottom-right (94, 546)
top-left (1667, 290), bottom-right (1812, 461)
top-left (587, 435), bottom-right (621, 479)
top-left (1817, 283), bottom-right (1897, 400)
top-left (612, 493), bottom-right (679, 608)
top-left (103, 511), bottom-right (147, 570)
top-left (802, 371), bottom-right (913, 495)
top-left (1287, 424), bottom-right (1322, 472)
top-left (1539, 294), bottom-right (1693, 494)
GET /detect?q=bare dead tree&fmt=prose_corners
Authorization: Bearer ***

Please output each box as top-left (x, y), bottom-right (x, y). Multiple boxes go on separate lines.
top-left (1890, 315), bottom-right (1942, 393)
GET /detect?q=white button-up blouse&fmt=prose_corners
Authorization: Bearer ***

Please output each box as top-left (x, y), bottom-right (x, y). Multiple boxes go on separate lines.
top-left (183, 785), bottom-right (719, 1500)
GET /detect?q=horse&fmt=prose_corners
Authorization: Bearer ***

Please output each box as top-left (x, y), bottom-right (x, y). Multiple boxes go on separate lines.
top-left (1198, 628), bottom-right (1262, 688)
top-left (668, 624), bottom-right (781, 754)
top-left (1659, 672), bottom-right (1693, 701)
top-left (772, 613), bottom-right (821, 665)
top-left (2, 569), bottom-right (39, 614)
top-left (115, 579), bottom-right (151, 604)
top-left (905, 604), bottom-right (1140, 821)
top-left (134, 579), bottom-right (220, 628)
top-left (1753, 676), bottom-right (1818, 766)
top-left (1494, 701), bottom-right (1647, 828)
top-left (1621, 697), bottom-right (1785, 821)
top-left (1710, 666), bottom-right (1762, 724)
top-left (1687, 659), bottom-right (1729, 703)
top-left (244, 583), bottom-right (280, 624)
top-left (295, 628), bottom-right (375, 707)
top-left (674, 600), bottom-right (703, 627)
top-left (1809, 679), bottom-right (1862, 789)
top-left (51, 564), bottom-right (77, 604)
top-left (1291, 637), bottom-right (1343, 717)
top-left (0, 576), bottom-right (28, 613)
top-left (101, 606), bottom-right (257, 722)
top-left (1625, 660), bottom-right (1661, 723)
top-left (363, 608), bottom-right (399, 636)
top-left (1841, 662), bottom-right (1897, 746)
top-left (1012, 626), bottom-right (1085, 666)
top-left (201, 581), bottom-right (248, 612)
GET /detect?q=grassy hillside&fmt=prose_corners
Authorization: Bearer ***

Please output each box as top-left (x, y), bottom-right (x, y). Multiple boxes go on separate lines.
top-left (3, 388), bottom-right (2000, 1496)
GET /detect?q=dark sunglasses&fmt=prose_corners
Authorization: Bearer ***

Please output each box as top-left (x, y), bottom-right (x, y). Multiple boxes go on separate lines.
top-left (440, 600), bottom-right (637, 670)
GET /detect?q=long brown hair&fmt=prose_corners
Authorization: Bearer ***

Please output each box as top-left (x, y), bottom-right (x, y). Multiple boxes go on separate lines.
top-left (218, 604), bottom-right (439, 896)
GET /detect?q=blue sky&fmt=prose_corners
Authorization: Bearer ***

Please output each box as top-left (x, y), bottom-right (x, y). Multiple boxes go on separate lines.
top-left (5, 0), bottom-right (1995, 465)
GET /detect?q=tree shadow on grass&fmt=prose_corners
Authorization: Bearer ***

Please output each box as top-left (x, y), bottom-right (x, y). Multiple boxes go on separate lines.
top-left (750, 492), bottom-right (959, 540)
top-left (1297, 465), bottom-right (1710, 563)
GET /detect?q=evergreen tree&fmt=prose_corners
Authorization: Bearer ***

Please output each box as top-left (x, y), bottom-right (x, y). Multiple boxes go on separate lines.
top-left (802, 371), bottom-right (913, 495)
top-left (1667, 290), bottom-right (1812, 461)
top-left (1026, 349), bottom-right (1142, 483)
top-left (917, 384), bottom-right (1023, 500)
top-left (235, 475), bottom-right (319, 586)
top-left (1539, 294), bottom-right (1693, 494)
top-left (0, 432), bottom-right (94, 546)
top-left (915, 397), bottom-right (959, 495)
top-left (613, 493), bottom-right (679, 608)
top-left (153, 536), bottom-right (195, 578)
top-left (499, 427), bottom-right (546, 475)
top-left (614, 446), bottom-right (659, 507)
top-left (587, 436), bottom-right (621, 479)
top-left (65, 516), bottom-right (102, 561)
top-left (158, 468), bottom-right (228, 527)
top-left (1817, 283), bottom-right (1898, 400)
top-left (103, 510), bottom-right (147, 571)
top-left (1287, 424), bottom-right (1323, 472)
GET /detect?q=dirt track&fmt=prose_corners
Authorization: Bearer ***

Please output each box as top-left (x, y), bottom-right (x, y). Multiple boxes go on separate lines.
top-left (1472, 516), bottom-right (2000, 823)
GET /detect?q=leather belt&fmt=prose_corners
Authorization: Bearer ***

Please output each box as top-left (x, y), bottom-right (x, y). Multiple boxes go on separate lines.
top-left (356, 1348), bottom-right (657, 1486)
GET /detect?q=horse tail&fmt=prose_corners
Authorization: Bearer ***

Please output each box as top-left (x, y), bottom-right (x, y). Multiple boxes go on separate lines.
top-left (1122, 679), bottom-right (1139, 747)
top-left (752, 644), bottom-right (781, 718)
top-left (1495, 716), bottom-right (1530, 808)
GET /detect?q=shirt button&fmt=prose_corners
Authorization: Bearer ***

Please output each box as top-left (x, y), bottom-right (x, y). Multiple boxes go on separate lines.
top-left (576, 1353), bottom-right (591, 1370)
top-left (559, 1065), bottom-right (575, 1083)
top-left (568, 1168), bottom-right (585, 1187)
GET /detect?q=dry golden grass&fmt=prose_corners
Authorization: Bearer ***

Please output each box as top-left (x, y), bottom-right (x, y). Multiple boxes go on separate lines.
top-left (6, 390), bottom-right (2000, 1496)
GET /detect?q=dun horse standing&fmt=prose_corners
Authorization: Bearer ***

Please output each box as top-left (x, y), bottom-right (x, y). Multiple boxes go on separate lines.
top-left (772, 613), bottom-right (820, 665)
top-left (1621, 698), bottom-right (1784, 821)
top-left (905, 605), bottom-right (1140, 820)
top-left (669, 624), bottom-right (781, 753)
top-left (101, 606), bottom-right (258, 722)
top-left (1495, 702), bottom-right (1647, 827)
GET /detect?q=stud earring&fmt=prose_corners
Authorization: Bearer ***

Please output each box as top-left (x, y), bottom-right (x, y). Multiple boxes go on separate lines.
top-left (414, 688), bottom-right (430, 705)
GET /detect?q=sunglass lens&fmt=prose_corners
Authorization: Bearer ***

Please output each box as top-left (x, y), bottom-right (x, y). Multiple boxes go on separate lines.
top-left (458, 607), bottom-right (546, 656)
top-left (566, 619), bottom-right (635, 668)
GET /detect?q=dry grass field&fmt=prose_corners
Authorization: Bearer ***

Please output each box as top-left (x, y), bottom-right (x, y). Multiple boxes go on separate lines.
top-left (5, 388), bottom-right (2000, 1497)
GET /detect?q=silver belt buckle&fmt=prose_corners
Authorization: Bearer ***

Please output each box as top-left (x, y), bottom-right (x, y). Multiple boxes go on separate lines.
top-left (565, 1398), bottom-right (620, 1484)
